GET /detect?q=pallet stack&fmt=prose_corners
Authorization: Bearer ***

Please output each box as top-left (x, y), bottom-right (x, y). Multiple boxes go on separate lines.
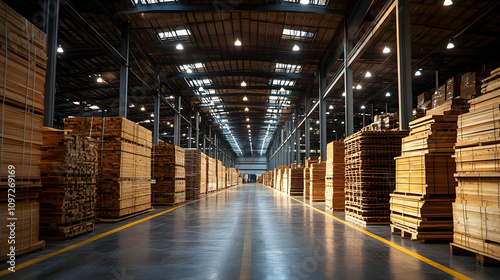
top-left (325, 141), bottom-right (345, 211)
top-left (151, 144), bottom-right (185, 205)
top-left (216, 160), bottom-right (225, 190)
top-left (303, 157), bottom-right (319, 200)
top-left (40, 128), bottom-right (97, 240)
top-left (207, 158), bottom-right (217, 192)
top-left (345, 131), bottom-right (409, 224)
top-left (282, 167), bottom-right (290, 193)
top-left (451, 68), bottom-right (500, 264)
top-left (0, 2), bottom-right (47, 258)
top-left (231, 168), bottom-right (239, 187)
top-left (184, 149), bottom-right (207, 200)
top-left (309, 162), bottom-right (326, 201)
top-left (65, 117), bottom-right (152, 218)
top-left (390, 100), bottom-right (469, 240)
top-left (289, 164), bottom-right (304, 196)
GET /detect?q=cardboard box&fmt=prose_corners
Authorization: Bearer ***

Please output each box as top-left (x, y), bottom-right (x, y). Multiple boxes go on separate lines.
top-left (446, 77), bottom-right (459, 100)
top-left (418, 92), bottom-right (434, 107)
top-left (432, 86), bottom-right (446, 108)
top-left (460, 72), bottom-right (484, 100)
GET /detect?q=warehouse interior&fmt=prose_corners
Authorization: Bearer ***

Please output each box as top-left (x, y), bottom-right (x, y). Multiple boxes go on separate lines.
top-left (1, 0), bottom-right (500, 279)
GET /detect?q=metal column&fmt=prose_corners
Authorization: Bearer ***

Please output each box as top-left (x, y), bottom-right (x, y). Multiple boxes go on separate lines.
top-left (79, 95), bottom-right (84, 117)
top-left (344, 20), bottom-right (354, 137)
top-left (188, 111), bottom-right (192, 148)
top-left (295, 107), bottom-right (301, 164)
top-left (195, 111), bottom-right (200, 150)
top-left (397, 0), bottom-right (413, 130)
top-left (153, 93), bottom-right (160, 145)
top-left (214, 134), bottom-right (218, 160)
top-left (203, 125), bottom-right (206, 153)
top-left (174, 95), bottom-right (181, 146)
top-left (319, 71), bottom-right (327, 161)
top-left (119, 22), bottom-right (130, 118)
top-left (304, 95), bottom-right (311, 159)
top-left (208, 127), bottom-right (212, 157)
top-left (43, 0), bottom-right (59, 127)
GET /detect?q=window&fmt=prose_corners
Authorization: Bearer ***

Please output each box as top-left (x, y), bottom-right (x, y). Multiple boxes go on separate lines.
top-left (282, 0), bottom-right (327, 5)
top-left (178, 63), bottom-right (204, 72)
top-left (270, 79), bottom-right (296, 87)
top-left (282, 28), bottom-right (316, 40)
top-left (275, 63), bottom-right (302, 73)
top-left (134, 0), bottom-right (175, 4)
top-left (271, 89), bottom-right (292, 95)
top-left (186, 78), bottom-right (212, 87)
top-left (158, 28), bottom-right (191, 40)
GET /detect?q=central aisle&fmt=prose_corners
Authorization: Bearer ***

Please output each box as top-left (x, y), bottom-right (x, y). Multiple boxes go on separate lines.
top-left (3, 183), bottom-right (499, 279)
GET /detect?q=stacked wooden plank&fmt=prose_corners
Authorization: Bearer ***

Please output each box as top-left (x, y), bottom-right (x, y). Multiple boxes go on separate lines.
top-left (40, 128), bottom-right (97, 240)
top-left (0, 1), bottom-right (47, 258)
top-left (345, 131), bottom-right (409, 225)
top-left (325, 141), bottom-right (345, 211)
top-left (451, 68), bottom-right (500, 264)
top-left (184, 149), bottom-right (207, 200)
top-left (231, 168), bottom-right (238, 187)
top-left (310, 162), bottom-right (326, 201)
top-left (390, 100), bottom-right (469, 240)
top-left (289, 164), bottom-right (304, 196)
top-left (206, 157), bottom-right (217, 192)
top-left (64, 117), bottom-right (152, 218)
top-left (151, 144), bottom-right (185, 205)
top-left (303, 167), bottom-right (311, 199)
top-left (282, 167), bottom-right (290, 193)
top-left (216, 160), bottom-right (225, 190)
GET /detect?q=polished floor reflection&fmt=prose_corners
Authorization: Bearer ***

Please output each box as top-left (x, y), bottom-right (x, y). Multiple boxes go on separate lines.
top-left (2, 183), bottom-right (499, 279)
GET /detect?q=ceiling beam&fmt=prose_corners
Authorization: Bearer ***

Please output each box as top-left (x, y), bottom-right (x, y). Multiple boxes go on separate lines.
top-left (153, 53), bottom-right (323, 65)
top-left (198, 102), bottom-right (291, 108)
top-left (188, 93), bottom-right (299, 99)
top-left (167, 72), bottom-right (313, 80)
top-left (116, 3), bottom-right (344, 15)
top-left (181, 85), bottom-right (305, 92)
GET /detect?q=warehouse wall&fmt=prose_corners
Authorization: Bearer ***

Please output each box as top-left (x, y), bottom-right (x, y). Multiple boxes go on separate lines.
top-left (235, 156), bottom-right (267, 177)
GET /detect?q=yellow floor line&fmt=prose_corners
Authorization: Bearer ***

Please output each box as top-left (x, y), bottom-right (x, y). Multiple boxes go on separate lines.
top-left (288, 196), bottom-right (472, 280)
top-left (0, 189), bottom-right (227, 277)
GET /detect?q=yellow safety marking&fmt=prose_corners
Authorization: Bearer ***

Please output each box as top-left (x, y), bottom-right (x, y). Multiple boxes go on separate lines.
top-left (288, 195), bottom-right (472, 280)
top-left (0, 189), bottom-right (227, 277)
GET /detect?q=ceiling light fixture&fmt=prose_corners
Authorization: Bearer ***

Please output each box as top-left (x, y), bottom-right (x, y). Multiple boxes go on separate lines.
top-left (198, 86), bottom-right (204, 92)
top-left (176, 43), bottom-right (184, 50)
top-left (329, 105), bottom-right (334, 110)
top-left (150, 113), bottom-right (154, 117)
top-left (293, 44), bottom-right (300, 51)
top-left (300, 0), bottom-right (309, 4)
top-left (279, 87), bottom-right (286, 93)
top-left (356, 84), bottom-right (362, 90)
top-left (246, 118), bottom-right (250, 121)
top-left (383, 46), bottom-right (391, 53)
top-left (96, 74), bottom-right (103, 83)
top-left (243, 96), bottom-right (248, 101)
top-left (446, 42), bottom-right (455, 49)
top-left (244, 107), bottom-right (249, 111)
top-left (247, 125), bottom-right (250, 128)
top-left (234, 38), bottom-right (242, 46)
top-left (443, 0), bottom-right (453, 6)
top-left (141, 106), bottom-right (145, 111)
top-left (361, 105), bottom-right (366, 110)
top-left (241, 81), bottom-right (247, 87)
top-left (342, 92), bottom-right (346, 97)
top-left (386, 92), bottom-right (391, 97)
top-left (415, 70), bottom-right (422, 76)
top-left (57, 45), bottom-right (64, 53)
top-left (365, 71), bottom-right (372, 78)
top-left (186, 68), bottom-right (193, 73)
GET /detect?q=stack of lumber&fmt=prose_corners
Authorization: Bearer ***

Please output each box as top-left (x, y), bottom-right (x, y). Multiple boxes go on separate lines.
top-left (289, 164), bottom-right (304, 196)
top-left (282, 167), bottom-right (290, 193)
top-left (275, 166), bottom-right (287, 192)
top-left (303, 167), bottom-right (311, 199)
top-left (151, 144), bottom-right (185, 205)
top-left (225, 167), bottom-right (230, 188)
top-left (40, 128), bottom-right (97, 240)
top-left (345, 131), bottom-right (409, 225)
top-left (309, 162), bottom-right (326, 201)
top-left (65, 117), bottom-right (152, 218)
top-left (325, 141), bottom-right (345, 211)
top-left (216, 160), bottom-right (225, 190)
top-left (0, 2), bottom-right (47, 258)
top-left (230, 168), bottom-right (238, 187)
top-left (390, 100), bottom-right (469, 240)
top-left (206, 158), bottom-right (217, 192)
top-left (451, 68), bottom-right (500, 264)
top-left (184, 149), bottom-right (207, 200)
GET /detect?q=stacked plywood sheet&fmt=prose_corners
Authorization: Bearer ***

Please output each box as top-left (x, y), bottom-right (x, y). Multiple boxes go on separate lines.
top-left (282, 167), bottom-right (290, 193)
top-left (151, 144), bottom-right (185, 205)
top-left (289, 164), bottom-right (304, 196)
top-left (345, 131), bottom-right (409, 225)
top-left (216, 160), bottom-right (225, 190)
top-left (390, 101), bottom-right (469, 240)
top-left (231, 168), bottom-right (238, 187)
top-left (325, 141), bottom-right (345, 211)
top-left (303, 167), bottom-right (311, 200)
top-left (451, 68), bottom-right (500, 264)
top-left (65, 117), bottom-right (152, 218)
top-left (185, 149), bottom-right (207, 200)
top-left (40, 128), bottom-right (97, 240)
top-left (0, 2), bottom-right (47, 258)
top-left (310, 162), bottom-right (326, 201)
top-left (207, 157), bottom-right (217, 192)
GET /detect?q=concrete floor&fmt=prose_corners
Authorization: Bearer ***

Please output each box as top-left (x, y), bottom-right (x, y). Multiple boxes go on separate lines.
top-left (2, 183), bottom-right (499, 279)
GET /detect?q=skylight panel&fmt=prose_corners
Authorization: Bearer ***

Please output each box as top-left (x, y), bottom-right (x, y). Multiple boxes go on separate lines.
top-left (282, 0), bottom-right (327, 5)
top-left (186, 78), bottom-right (212, 87)
top-left (270, 79), bottom-right (296, 87)
top-left (178, 63), bottom-right (205, 72)
top-left (158, 28), bottom-right (191, 40)
top-left (275, 63), bottom-right (302, 73)
top-left (282, 28), bottom-right (316, 40)
top-left (271, 89), bottom-right (292, 95)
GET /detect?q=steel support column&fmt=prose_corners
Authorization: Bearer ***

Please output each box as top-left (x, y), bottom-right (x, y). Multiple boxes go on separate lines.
top-left (319, 71), bottom-right (327, 161)
top-left (153, 93), bottom-right (160, 145)
top-left (195, 111), bottom-right (200, 150)
top-left (295, 107), bottom-right (301, 164)
top-left (187, 111), bottom-right (192, 148)
top-left (208, 127), bottom-right (212, 157)
top-left (174, 95), bottom-right (181, 146)
top-left (79, 95), bottom-right (84, 117)
top-left (119, 22), bottom-right (130, 118)
top-left (304, 95), bottom-right (311, 159)
top-left (344, 20), bottom-right (354, 137)
top-left (214, 134), bottom-right (218, 160)
top-left (290, 117), bottom-right (295, 165)
top-left (203, 125), bottom-right (206, 153)
top-left (43, 0), bottom-right (59, 127)
top-left (397, 0), bottom-right (413, 130)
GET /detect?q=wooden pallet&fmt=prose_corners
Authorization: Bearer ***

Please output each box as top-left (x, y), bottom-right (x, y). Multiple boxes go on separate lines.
top-left (97, 208), bottom-right (154, 223)
top-left (450, 242), bottom-right (500, 266)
